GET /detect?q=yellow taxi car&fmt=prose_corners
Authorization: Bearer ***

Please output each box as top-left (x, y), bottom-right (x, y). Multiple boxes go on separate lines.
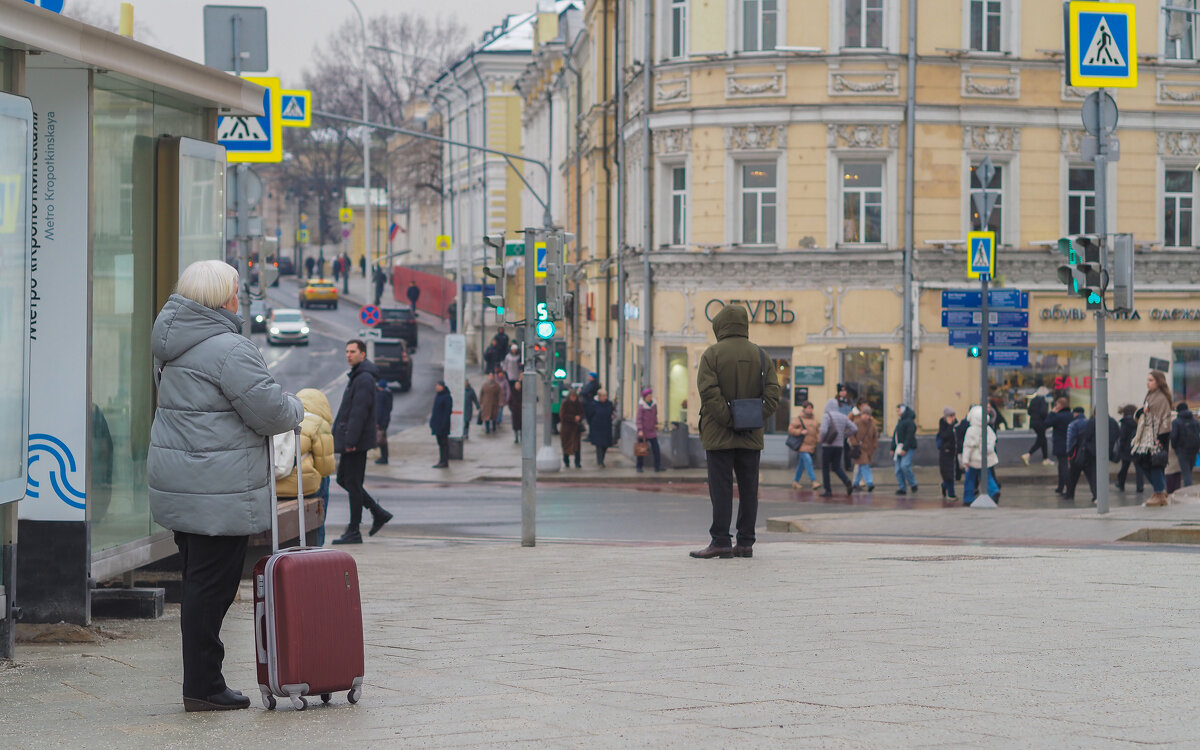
top-left (299, 278), bottom-right (339, 309)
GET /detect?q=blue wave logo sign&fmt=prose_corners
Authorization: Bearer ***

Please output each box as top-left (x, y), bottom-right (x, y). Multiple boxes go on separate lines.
top-left (27, 433), bottom-right (86, 509)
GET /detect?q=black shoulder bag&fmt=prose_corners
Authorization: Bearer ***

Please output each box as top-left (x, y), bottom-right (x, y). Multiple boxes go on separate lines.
top-left (729, 347), bottom-right (768, 433)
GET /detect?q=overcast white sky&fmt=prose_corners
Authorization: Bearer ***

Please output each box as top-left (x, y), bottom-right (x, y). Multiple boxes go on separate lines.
top-left (68, 0), bottom-right (526, 84)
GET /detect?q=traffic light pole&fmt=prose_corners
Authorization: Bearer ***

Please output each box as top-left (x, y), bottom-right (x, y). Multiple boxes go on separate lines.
top-left (980, 273), bottom-right (990, 503)
top-left (1093, 89), bottom-right (1111, 515)
top-left (522, 228), bottom-right (538, 546)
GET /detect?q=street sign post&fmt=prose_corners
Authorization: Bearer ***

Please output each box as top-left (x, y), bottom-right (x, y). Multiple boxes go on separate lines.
top-left (941, 310), bottom-right (1028, 329)
top-left (359, 304), bottom-right (381, 327)
top-left (1066, 1), bottom-right (1138, 89)
top-left (987, 349), bottom-right (1030, 368)
top-left (948, 329), bottom-right (1029, 349)
top-left (941, 289), bottom-right (1028, 309)
top-left (280, 90), bottom-right (312, 127)
top-left (967, 231), bottom-right (996, 280)
top-left (217, 76), bottom-right (282, 163)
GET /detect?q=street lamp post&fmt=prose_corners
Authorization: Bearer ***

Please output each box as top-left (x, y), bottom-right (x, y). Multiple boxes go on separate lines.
top-left (347, 0), bottom-right (370, 293)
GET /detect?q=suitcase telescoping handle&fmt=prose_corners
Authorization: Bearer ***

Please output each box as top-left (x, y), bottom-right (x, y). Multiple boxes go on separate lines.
top-left (266, 426), bottom-right (306, 554)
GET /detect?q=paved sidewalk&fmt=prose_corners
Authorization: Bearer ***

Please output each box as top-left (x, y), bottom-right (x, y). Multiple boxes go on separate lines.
top-left (4, 538), bottom-right (1200, 748)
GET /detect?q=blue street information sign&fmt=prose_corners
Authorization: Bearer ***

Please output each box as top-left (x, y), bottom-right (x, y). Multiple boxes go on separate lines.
top-left (941, 289), bottom-right (1028, 309)
top-left (949, 329), bottom-right (1029, 348)
top-left (461, 284), bottom-right (497, 294)
top-left (941, 310), bottom-right (1029, 329)
top-left (1067, 1), bottom-right (1137, 89)
top-left (23, 0), bottom-right (64, 11)
top-left (360, 305), bottom-right (381, 327)
top-left (988, 349), bottom-right (1030, 368)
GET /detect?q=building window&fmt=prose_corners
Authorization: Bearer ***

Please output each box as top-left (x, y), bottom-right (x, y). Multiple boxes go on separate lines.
top-left (1166, 1), bottom-right (1198, 60)
top-left (840, 349), bottom-right (886, 433)
top-left (665, 349), bottom-right (688, 424)
top-left (842, 162), bottom-right (883, 244)
top-left (969, 0), bottom-right (1003, 52)
top-left (670, 166), bottom-right (687, 245)
top-left (1165, 169), bottom-right (1194, 248)
top-left (670, 0), bottom-right (687, 58)
top-left (740, 162), bottom-right (777, 245)
top-left (742, 0), bottom-right (778, 52)
top-left (969, 161), bottom-right (1003, 244)
top-left (989, 350), bottom-right (1092, 429)
top-left (844, 0), bottom-right (883, 48)
top-left (1067, 167), bottom-right (1096, 235)
top-left (1175, 348), bottom-right (1200, 405)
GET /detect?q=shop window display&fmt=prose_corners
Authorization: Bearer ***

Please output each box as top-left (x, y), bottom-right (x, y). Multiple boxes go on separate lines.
top-left (987, 349), bottom-right (1091, 429)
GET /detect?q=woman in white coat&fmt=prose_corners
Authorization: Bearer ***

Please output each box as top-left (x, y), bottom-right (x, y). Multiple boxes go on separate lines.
top-left (960, 404), bottom-right (1000, 504)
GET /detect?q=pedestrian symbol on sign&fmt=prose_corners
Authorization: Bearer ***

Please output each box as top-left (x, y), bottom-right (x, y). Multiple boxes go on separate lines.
top-left (1082, 17), bottom-right (1125, 67)
top-left (966, 230), bottom-right (995, 279)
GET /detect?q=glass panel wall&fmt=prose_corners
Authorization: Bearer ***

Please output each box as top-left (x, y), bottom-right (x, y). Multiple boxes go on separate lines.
top-left (90, 79), bottom-right (209, 553)
top-left (840, 349), bottom-right (886, 432)
top-left (665, 349), bottom-right (687, 424)
top-left (987, 349), bottom-right (1091, 429)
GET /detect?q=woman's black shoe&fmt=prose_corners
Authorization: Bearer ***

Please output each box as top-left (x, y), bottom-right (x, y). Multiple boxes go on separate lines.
top-left (184, 687), bottom-right (251, 712)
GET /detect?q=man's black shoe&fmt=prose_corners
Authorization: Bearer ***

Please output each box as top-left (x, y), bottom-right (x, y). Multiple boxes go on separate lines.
top-left (819, 491), bottom-right (833, 498)
top-left (895, 489), bottom-right (907, 495)
top-left (432, 462), bottom-right (449, 469)
top-left (183, 688), bottom-right (251, 712)
top-left (689, 544), bottom-right (734, 559)
top-left (369, 510), bottom-right (393, 537)
top-left (331, 531), bottom-right (363, 545)
top-left (732, 545), bottom-right (753, 558)
top-left (374, 458), bottom-right (388, 465)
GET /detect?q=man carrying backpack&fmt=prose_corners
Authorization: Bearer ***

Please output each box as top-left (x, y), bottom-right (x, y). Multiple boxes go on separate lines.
top-left (1171, 402), bottom-right (1200, 487)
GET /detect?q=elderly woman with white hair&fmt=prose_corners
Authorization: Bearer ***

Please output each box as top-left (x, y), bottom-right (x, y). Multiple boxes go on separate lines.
top-left (148, 260), bottom-right (303, 712)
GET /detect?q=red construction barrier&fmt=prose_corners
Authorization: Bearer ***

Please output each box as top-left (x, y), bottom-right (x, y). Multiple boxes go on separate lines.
top-left (389, 267), bottom-right (456, 318)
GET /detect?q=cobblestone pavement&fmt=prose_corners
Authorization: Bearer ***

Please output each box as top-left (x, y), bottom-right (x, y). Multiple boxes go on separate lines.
top-left (4, 536), bottom-right (1200, 748)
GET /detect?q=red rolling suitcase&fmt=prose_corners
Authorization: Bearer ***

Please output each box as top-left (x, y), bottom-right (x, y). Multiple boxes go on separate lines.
top-left (254, 428), bottom-right (365, 710)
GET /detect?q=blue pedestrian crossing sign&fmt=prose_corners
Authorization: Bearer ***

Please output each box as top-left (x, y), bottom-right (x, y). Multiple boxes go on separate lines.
top-left (217, 76), bottom-right (283, 163)
top-left (967, 231), bottom-right (996, 279)
top-left (280, 90), bottom-right (311, 128)
top-left (23, 0), bottom-right (64, 11)
top-left (1067, 1), bottom-right (1137, 89)
top-left (534, 241), bottom-right (547, 279)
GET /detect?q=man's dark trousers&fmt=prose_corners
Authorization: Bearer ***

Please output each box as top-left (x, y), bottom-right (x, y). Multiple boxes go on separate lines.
top-left (1054, 452), bottom-right (1069, 492)
top-left (706, 448), bottom-right (760, 548)
top-left (336, 450), bottom-right (385, 530)
top-left (436, 434), bottom-right (450, 465)
top-left (1064, 456), bottom-right (1096, 499)
top-left (175, 531), bottom-right (247, 699)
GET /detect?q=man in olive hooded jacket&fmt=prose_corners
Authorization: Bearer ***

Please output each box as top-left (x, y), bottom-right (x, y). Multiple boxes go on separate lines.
top-left (691, 305), bottom-right (781, 559)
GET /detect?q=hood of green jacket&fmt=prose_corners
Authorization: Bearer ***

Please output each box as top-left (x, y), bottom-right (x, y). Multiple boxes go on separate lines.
top-left (711, 304), bottom-right (749, 341)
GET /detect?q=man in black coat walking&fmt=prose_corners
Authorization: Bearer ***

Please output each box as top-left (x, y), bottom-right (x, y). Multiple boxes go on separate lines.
top-left (1046, 397), bottom-right (1075, 494)
top-left (430, 381), bottom-right (453, 468)
top-left (373, 266), bottom-right (388, 307)
top-left (332, 340), bottom-right (391, 544)
top-left (406, 280), bottom-right (421, 312)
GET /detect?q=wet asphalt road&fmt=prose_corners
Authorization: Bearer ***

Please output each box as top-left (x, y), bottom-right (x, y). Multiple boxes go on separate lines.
top-left (253, 276), bottom-right (445, 432)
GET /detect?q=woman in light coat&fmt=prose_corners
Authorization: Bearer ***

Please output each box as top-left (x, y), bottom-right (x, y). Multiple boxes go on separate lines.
top-left (149, 260), bottom-right (303, 712)
top-left (1133, 370), bottom-right (1175, 506)
top-left (273, 388), bottom-right (336, 544)
top-left (960, 405), bottom-right (999, 504)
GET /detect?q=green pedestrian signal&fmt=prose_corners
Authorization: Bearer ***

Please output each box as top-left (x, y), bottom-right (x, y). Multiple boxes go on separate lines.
top-left (967, 345), bottom-right (982, 358)
top-left (551, 339), bottom-right (567, 380)
top-left (536, 320), bottom-right (556, 340)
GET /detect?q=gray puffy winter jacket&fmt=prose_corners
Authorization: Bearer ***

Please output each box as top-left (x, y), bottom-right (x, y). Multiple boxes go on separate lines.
top-left (148, 294), bottom-right (303, 536)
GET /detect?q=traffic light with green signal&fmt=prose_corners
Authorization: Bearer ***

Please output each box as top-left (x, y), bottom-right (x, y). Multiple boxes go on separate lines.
top-left (967, 345), bottom-right (981, 359)
top-left (551, 340), bottom-right (567, 380)
top-left (1056, 234), bottom-right (1104, 310)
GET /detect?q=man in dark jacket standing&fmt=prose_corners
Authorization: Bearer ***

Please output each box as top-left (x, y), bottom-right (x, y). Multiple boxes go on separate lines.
top-left (372, 265), bottom-right (388, 307)
top-left (691, 305), bottom-right (781, 560)
top-left (1046, 397), bottom-right (1074, 495)
top-left (892, 404), bottom-right (919, 495)
top-left (1171, 403), bottom-right (1200, 487)
top-left (332, 339), bottom-right (392, 544)
top-left (430, 381), bottom-right (453, 467)
top-left (406, 280), bottom-right (421, 312)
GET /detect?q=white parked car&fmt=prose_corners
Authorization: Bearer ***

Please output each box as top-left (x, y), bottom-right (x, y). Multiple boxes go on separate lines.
top-left (266, 308), bottom-right (310, 346)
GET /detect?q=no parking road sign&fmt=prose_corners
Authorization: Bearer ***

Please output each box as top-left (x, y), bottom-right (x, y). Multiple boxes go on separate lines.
top-left (1066, 2), bottom-right (1137, 89)
top-left (360, 305), bottom-right (381, 327)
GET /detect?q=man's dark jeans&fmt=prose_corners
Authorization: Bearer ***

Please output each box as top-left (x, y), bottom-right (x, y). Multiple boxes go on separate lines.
top-left (336, 450), bottom-right (384, 531)
top-left (822, 446), bottom-right (852, 493)
top-left (705, 448), bottom-right (760, 548)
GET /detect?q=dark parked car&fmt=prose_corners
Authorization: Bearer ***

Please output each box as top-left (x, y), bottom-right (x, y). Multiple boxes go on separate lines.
top-left (372, 337), bottom-right (412, 392)
top-left (378, 307), bottom-right (417, 350)
top-left (267, 253), bottom-right (295, 276)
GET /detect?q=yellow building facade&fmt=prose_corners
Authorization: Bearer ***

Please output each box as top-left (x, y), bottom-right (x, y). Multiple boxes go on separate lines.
top-left (591, 0), bottom-right (1200, 439)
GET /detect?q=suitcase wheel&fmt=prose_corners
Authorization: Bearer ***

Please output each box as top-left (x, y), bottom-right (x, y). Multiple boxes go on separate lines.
top-left (348, 687), bottom-right (361, 704)
top-left (320, 693), bottom-right (332, 704)
top-left (292, 696), bottom-right (308, 711)
top-left (263, 694), bottom-right (276, 711)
